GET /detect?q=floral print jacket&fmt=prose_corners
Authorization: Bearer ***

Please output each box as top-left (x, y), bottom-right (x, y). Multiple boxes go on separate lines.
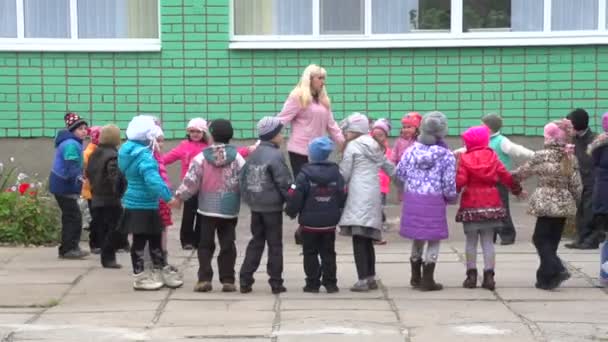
top-left (512, 143), bottom-right (582, 218)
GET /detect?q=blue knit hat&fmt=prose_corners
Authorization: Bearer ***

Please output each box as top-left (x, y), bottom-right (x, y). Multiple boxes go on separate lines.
top-left (308, 136), bottom-right (334, 162)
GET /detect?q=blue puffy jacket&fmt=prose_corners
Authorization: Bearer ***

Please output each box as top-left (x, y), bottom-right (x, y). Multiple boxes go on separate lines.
top-left (118, 140), bottom-right (172, 210)
top-left (49, 130), bottom-right (84, 195)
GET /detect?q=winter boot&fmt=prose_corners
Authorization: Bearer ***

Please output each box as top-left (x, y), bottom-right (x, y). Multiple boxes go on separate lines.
top-left (420, 263), bottom-right (443, 291)
top-left (161, 265), bottom-right (184, 289)
top-left (481, 269), bottom-right (496, 291)
top-left (349, 279), bottom-right (370, 292)
top-left (462, 269), bottom-right (478, 289)
top-left (410, 258), bottom-right (423, 288)
top-left (133, 271), bottom-right (163, 291)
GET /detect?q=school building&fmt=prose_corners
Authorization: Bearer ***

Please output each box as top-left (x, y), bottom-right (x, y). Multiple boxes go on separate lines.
top-left (0, 0), bottom-right (607, 139)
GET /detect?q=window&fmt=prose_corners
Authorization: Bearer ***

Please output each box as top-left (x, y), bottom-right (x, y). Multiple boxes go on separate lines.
top-left (231, 0), bottom-right (608, 49)
top-left (0, 0), bottom-right (160, 51)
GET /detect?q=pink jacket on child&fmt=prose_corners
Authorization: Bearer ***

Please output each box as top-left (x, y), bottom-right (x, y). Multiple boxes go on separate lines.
top-left (162, 140), bottom-right (208, 179)
top-left (380, 144), bottom-right (393, 194)
top-left (277, 96), bottom-right (344, 156)
top-left (391, 137), bottom-right (416, 165)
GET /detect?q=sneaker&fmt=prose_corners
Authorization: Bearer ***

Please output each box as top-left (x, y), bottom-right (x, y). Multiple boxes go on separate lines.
top-left (90, 248), bottom-right (101, 255)
top-left (350, 280), bottom-right (369, 292)
top-left (367, 277), bottom-right (378, 290)
top-left (133, 272), bottom-right (163, 291)
top-left (193, 281), bottom-right (213, 292)
top-left (324, 284), bottom-right (340, 293)
top-left (271, 285), bottom-right (287, 294)
top-left (240, 285), bottom-right (252, 294)
top-left (303, 286), bottom-right (320, 293)
top-left (162, 265), bottom-right (184, 289)
top-left (222, 283), bottom-right (237, 292)
top-left (59, 249), bottom-right (89, 260)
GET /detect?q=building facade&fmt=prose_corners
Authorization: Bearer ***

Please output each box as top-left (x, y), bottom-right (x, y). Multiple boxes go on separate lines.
top-left (0, 0), bottom-right (607, 139)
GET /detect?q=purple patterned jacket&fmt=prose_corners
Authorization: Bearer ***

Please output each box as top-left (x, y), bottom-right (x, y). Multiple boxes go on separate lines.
top-left (397, 142), bottom-right (457, 241)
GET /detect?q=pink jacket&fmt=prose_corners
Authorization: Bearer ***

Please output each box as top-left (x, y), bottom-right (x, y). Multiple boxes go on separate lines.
top-left (162, 140), bottom-right (208, 179)
top-left (154, 150), bottom-right (173, 228)
top-left (379, 144), bottom-right (392, 194)
top-left (391, 137), bottom-right (416, 164)
top-left (278, 96), bottom-right (344, 156)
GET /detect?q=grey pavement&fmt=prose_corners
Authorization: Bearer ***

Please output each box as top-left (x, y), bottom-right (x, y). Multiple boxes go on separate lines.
top-left (0, 203), bottom-right (607, 342)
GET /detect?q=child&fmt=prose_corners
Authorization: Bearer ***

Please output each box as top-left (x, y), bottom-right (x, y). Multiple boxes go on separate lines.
top-left (173, 119), bottom-right (245, 293)
top-left (481, 113), bottom-right (534, 245)
top-left (456, 125), bottom-right (522, 291)
top-left (286, 136), bottom-right (345, 294)
top-left (512, 119), bottom-right (582, 290)
top-left (86, 124), bottom-right (126, 269)
top-left (397, 111), bottom-right (457, 292)
top-left (587, 112), bottom-right (608, 286)
top-left (239, 117), bottom-right (292, 294)
top-left (566, 109), bottom-right (602, 250)
top-left (118, 115), bottom-right (182, 291)
top-left (163, 118), bottom-right (209, 250)
top-left (391, 112), bottom-right (422, 164)
top-left (338, 113), bottom-right (395, 292)
top-left (50, 112), bottom-right (90, 259)
top-left (82, 126), bottom-right (101, 254)
top-left (371, 118), bottom-right (393, 237)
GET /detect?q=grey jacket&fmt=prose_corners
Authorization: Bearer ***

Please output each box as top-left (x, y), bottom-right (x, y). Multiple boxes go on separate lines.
top-left (240, 141), bottom-right (292, 213)
top-left (339, 135), bottom-right (395, 229)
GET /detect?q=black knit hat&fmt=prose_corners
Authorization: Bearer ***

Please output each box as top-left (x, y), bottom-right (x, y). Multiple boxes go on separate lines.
top-left (567, 108), bottom-right (589, 131)
top-left (64, 112), bottom-right (87, 132)
top-left (209, 119), bottom-right (233, 144)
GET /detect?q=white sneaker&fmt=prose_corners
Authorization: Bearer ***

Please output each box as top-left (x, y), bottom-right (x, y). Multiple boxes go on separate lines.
top-left (601, 261), bottom-right (608, 274)
top-left (133, 271), bottom-right (163, 291)
top-left (161, 265), bottom-right (184, 289)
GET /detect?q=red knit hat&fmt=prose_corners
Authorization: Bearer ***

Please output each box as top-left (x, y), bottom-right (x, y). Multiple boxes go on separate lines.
top-left (401, 112), bottom-right (422, 128)
top-left (64, 112), bottom-right (87, 132)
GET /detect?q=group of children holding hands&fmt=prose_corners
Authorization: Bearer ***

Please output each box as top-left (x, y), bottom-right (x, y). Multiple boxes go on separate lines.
top-left (49, 105), bottom-right (608, 293)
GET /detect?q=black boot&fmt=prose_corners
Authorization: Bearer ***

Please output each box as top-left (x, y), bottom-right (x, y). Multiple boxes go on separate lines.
top-left (462, 269), bottom-right (477, 289)
top-left (410, 258), bottom-right (422, 288)
top-left (481, 269), bottom-right (496, 291)
top-left (420, 263), bottom-right (443, 291)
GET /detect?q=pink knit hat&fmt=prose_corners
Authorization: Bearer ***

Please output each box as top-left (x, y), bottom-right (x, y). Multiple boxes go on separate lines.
top-left (544, 119), bottom-right (574, 145)
top-left (372, 118), bottom-right (391, 135)
top-left (462, 125), bottom-right (490, 150)
top-left (87, 126), bottom-right (101, 145)
top-left (401, 112), bottom-right (422, 128)
top-left (602, 112), bottom-right (608, 132)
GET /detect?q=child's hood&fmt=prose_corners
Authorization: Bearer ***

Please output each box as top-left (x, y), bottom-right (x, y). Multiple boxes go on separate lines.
top-left (202, 144), bottom-right (238, 167)
top-left (460, 148), bottom-right (500, 181)
top-left (118, 140), bottom-right (151, 172)
top-left (301, 162), bottom-right (340, 186)
top-left (55, 129), bottom-right (82, 147)
top-left (409, 142), bottom-right (448, 170)
top-left (351, 135), bottom-right (386, 164)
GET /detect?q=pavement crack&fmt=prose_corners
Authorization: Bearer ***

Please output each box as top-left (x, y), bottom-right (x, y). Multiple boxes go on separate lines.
top-left (379, 280), bottom-right (411, 342)
top-left (270, 291), bottom-right (282, 342)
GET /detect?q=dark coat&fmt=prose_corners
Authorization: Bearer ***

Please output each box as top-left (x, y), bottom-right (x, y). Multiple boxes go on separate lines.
top-left (573, 129), bottom-right (597, 188)
top-left (590, 133), bottom-right (608, 214)
top-left (285, 161), bottom-right (346, 230)
top-left (86, 144), bottom-right (127, 208)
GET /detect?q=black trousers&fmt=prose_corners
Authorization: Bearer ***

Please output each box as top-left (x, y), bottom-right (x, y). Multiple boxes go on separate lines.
top-left (577, 186), bottom-right (605, 245)
top-left (289, 152), bottom-right (309, 245)
top-left (301, 230), bottom-right (337, 288)
top-left (90, 205), bottom-right (123, 264)
top-left (180, 196), bottom-right (201, 248)
top-left (87, 200), bottom-right (100, 249)
top-left (239, 211), bottom-right (284, 288)
top-left (533, 217), bottom-right (567, 286)
top-left (496, 184), bottom-right (516, 243)
top-left (352, 235), bottom-right (376, 280)
top-left (197, 215), bottom-right (238, 284)
top-left (54, 195), bottom-right (83, 255)
top-left (131, 233), bottom-right (164, 274)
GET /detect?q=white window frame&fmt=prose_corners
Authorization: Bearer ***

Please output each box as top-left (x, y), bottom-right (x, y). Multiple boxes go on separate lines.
top-left (230, 0), bottom-right (608, 49)
top-left (0, 0), bottom-right (161, 52)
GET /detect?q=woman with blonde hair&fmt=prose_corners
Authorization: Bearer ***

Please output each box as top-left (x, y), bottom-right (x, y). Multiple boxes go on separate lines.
top-left (278, 64), bottom-right (345, 177)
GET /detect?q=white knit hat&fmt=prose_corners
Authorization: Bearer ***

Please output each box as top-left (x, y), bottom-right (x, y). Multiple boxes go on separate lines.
top-left (187, 117), bottom-right (208, 131)
top-left (126, 115), bottom-right (163, 142)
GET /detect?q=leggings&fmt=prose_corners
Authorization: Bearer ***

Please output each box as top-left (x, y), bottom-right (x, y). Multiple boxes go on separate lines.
top-left (411, 240), bottom-right (440, 263)
top-left (465, 229), bottom-right (496, 271)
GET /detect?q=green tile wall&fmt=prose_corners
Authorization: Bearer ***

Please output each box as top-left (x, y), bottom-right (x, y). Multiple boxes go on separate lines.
top-left (0, 0), bottom-right (607, 138)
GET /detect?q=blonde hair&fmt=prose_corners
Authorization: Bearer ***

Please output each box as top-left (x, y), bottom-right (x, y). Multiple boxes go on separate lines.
top-left (289, 64), bottom-right (331, 109)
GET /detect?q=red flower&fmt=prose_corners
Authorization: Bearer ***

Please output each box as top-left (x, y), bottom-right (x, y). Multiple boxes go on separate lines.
top-left (28, 191), bottom-right (37, 196)
top-left (18, 183), bottom-right (30, 195)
